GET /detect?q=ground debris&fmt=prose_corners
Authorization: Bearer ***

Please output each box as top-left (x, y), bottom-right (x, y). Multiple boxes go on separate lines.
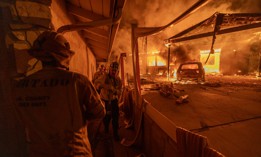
top-left (204, 82), bottom-right (222, 87)
top-left (176, 94), bottom-right (189, 104)
top-left (159, 83), bottom-right (182, 97)
top-left (143, 83), bottom-right (160, 90)
top-left (158, 83), bottom-right (189, 104)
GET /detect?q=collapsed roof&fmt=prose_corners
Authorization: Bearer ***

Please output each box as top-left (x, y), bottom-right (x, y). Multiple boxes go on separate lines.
top-left (167, 12), bottom-right (261, 43)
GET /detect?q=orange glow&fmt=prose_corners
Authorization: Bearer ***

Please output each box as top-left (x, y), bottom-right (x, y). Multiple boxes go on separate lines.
top-left (147, 56), bottom-right (156, 66)
top-left (157, 56), bottom-right (166, 66)
top-left (147, 55), bottom-right (166, 66)
top-left (173, 69), bottom-right (177, 78)
top-left (200, 49), bottom-right (221, 73)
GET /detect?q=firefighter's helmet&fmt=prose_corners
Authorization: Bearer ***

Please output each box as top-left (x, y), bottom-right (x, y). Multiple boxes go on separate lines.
top-left (28, 31), bottom-right (75, 68)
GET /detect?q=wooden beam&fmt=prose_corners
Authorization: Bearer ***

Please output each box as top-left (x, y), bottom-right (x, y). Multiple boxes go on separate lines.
top-left (85, 39), bottom-right (108, 49)
top-left (84, 27), bottom-right (108, 38)
top-left (107, 23), bottom-right (119, 56)
top-left (82, 31), bottom-right (108, 43)
top-left (87, 46), bottom-right (107, 59)
top-left (67, 2), bottom-right (106, 21)
top-left (85, 37), bottom-right (108, 45)
top-left (88, 44), bottom-right (107, 51)
top-left (90, 46), bottom-right (108, 58)
top-left (96, 57), bottom-right (107, 62)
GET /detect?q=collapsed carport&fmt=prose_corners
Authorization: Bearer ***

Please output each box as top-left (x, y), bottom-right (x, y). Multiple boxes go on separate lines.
top-left (166, 12), bottom-right (261, 75)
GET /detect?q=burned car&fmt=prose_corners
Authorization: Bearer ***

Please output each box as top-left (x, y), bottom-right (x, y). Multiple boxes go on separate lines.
top-left (176, 61), bottom-right (205, 82)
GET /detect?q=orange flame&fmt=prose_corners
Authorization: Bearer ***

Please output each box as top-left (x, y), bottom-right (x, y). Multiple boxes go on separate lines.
top-left (147, 54), bottom-right (166, 66)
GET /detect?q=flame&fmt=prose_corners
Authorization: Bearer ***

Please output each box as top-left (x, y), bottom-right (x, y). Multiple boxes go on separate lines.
top-left (173, 69), bottom-right (177, 78)
top-left (147, 54), bottom-right (166, 66)
top-left (157, 57), bottom-right (166, 66)
top-left (147, 56), bottom-right (156, 66)
top-left (200, 49), bottom-right (221, 73)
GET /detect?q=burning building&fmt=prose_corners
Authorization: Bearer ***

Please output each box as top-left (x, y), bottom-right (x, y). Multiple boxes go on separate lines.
top-left (120, 12), bottom-right (261, 80)
top-left (167, 12), bottom-right (261, 76)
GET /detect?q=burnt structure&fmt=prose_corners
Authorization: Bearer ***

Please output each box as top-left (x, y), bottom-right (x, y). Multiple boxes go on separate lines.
top-left (167, 12), bottom-right (261, 75)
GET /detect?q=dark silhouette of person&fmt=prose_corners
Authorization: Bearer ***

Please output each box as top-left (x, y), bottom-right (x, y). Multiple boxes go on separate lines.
top-left (13, 31), bottom-right (105, 157)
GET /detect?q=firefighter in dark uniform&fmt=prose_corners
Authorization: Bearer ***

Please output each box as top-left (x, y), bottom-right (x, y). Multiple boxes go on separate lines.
top-left (13, 31), bottom-right (105, 157)
top-left (94, 62), bottom-right (122, 141)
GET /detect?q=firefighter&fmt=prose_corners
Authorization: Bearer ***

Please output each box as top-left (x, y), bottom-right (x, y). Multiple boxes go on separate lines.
top-left (94, 61), bottom-right (122, 141)
top-left (13, 31), bottom-right (105, 157)
top-left (92, 64), bottom-right (106, 84)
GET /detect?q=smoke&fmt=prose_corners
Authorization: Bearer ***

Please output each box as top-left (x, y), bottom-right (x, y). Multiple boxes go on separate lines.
top-left (211, 0), bottom-right (261, 13)
top-left (112, 0), bottom-right (261, 75)
top-left (172, 44), bottom-right (199, 64)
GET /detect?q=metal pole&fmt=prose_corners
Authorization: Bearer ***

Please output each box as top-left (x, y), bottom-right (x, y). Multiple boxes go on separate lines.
top-left (131, 23), bottom-right (141, 94)
top-left (257, 52), bottom-right (261, 77)
top-left (167, 45), bottom-right (170, 81)
top-left (145, 37), bottom-right (148, 74)
top-left (120, 53), bottom-right (126, 87)
top-left (135, 40), bottom-right (141, 93)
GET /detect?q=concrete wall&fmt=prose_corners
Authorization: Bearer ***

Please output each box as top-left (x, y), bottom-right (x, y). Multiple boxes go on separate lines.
top-left (122, 88), bottom-right (181, 157)
top-left (143, 113), bottom-right (180, 157)
top-left (123, 88), bottom-right (223, 157)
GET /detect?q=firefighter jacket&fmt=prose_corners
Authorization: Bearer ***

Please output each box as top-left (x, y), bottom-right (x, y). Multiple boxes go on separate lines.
top-left (94, 73), bottom-right (122, 101)
top-left (92, 70), bottom-right (105, 83)
top-left (13, 67), bottom-right (105, 157)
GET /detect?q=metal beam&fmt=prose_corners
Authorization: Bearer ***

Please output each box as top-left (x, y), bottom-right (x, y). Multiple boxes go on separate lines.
top-left (170, 22), bottom-right (261, 43)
